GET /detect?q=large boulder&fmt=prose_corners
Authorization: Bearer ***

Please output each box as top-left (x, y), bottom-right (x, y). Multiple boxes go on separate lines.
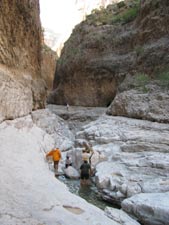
top-left (64, 166), bottom-right (80, 179)
top-left (105, 207), bottom-right (141, 225)
top-left (122, 192), bottom-right (169, 225)
top-left (107, 83), bottom-right (169, 123)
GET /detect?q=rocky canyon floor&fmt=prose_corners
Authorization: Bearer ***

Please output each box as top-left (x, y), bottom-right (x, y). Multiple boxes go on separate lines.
top-left (0, 104), bottom-right (168, 225)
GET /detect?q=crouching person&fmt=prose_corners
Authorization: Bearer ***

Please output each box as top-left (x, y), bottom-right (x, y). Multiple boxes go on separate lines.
top-left (65, 155), bottom-right (72, 168)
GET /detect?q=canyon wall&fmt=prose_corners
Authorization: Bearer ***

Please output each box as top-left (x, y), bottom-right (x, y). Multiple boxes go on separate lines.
top-left (48, 0), bottom-right (169, 115)
top-left (41, 44), bottom-right (57, 93)
top-left (0, 0), bottom-right (46, 122)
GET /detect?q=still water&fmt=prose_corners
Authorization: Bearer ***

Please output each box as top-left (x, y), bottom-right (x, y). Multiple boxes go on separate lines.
top-left (58, 175), bottom-right (113, 210)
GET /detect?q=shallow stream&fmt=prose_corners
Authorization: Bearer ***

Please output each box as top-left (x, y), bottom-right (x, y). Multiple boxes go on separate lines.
top-left (58, 175), bottom-right (114, 210)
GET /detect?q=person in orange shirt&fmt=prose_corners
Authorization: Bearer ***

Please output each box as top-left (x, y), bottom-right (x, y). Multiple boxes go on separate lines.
top-left (46, 148), bottom-right (62, 174)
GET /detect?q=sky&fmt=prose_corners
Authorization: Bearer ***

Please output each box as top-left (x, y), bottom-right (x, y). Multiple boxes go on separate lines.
top-left (40, 0), bottom-right (80, 33)
top-left (39, 0), bottom-right (111, 53)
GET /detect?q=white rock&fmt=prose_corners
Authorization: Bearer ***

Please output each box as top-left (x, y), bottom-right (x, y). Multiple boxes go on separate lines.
top-left (105, 207), bottom-right (141, 225)
top-left (74, 112), bottom-right (169, 225)
top-left (64, 166), bottom-right (80, 179)
top-left (31, 109), bottom-right (74, 151)
top-left (0, 68), bottom-right (32, 121)
top-left (126, 182), bottom-right (142, 197)
top-left (122, 192), bottom-right (169, 225)
top-left (107, 89), bottom-right (169, 123)
top-left (0, 114), bottom-right (119, 225)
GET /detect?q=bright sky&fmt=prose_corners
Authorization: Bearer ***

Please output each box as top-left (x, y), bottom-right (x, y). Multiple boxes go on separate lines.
top-left (40, 0), bottom-right (81, 33)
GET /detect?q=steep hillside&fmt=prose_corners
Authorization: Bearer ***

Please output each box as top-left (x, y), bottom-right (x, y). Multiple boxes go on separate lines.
top-left (0, 0), bottom-right (46, 122)
top-left (48, 0), bottom-right (169, 114)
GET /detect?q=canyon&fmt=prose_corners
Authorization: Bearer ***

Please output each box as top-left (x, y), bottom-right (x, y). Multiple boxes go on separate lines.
top-left (0, 0), bottom-right (169, 225)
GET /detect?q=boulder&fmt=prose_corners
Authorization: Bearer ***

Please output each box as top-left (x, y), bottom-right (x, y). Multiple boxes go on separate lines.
top-left (107, 84), bottom-right (169, 123)
top-left (122, 192), bottom-right (169, 225)
top-left (64, 166), bottom-right (80, 179)
top-left (105, 207), bottom-right (141, 225)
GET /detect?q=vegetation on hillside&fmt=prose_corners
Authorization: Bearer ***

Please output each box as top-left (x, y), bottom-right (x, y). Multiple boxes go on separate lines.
top-left (131, 69), bottom-right (169, 92)
top-left (86, 0), bottom-right (140, 26)
top-left (154, 68), bottom-right (169, 89)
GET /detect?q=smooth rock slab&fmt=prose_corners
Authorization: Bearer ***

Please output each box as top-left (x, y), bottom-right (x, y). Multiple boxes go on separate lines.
top-left (105, 207), bottom-right (141, 225)
top-left (122, 192), bottom-right (169, 225)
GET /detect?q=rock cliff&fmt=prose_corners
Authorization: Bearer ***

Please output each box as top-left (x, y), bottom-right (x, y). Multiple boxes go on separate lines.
top-left (41, 44), bottom-right (57, 93)
top-left (0, 0), bottom-right (47, 122)
top-left (48, 0), bottom-right (169, 118)
top-left (41, 0), bottom-right (121, 55)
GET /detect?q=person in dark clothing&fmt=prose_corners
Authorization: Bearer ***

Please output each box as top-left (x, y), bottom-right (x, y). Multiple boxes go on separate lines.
top-left (80, 160), bottom-right (91, 185)
top-left (65, 155), bottom-right (72, 168)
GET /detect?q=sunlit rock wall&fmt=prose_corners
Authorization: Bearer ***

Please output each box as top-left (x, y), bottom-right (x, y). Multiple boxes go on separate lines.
top-left (0, 0), bottom-right (46, 122)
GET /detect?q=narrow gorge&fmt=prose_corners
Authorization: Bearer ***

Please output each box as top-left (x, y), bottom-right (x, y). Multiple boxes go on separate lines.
top-left (0, 0), bottom-right (169, 225)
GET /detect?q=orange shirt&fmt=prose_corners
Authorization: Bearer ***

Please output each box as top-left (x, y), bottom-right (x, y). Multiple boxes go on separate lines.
top-left (46, 148), bottom-right (61, 161)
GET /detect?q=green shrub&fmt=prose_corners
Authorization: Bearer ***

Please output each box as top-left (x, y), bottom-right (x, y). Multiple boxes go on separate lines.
top-left (112, 4), bottom-right (139, 24)
top-left (155, 69), bottom-right (169, 88)
top-left (135, 73), bottom-right (150, 85)
top-left (86, 0), bottom-right (140, 26)
top-left (117, 1), bottom-right (126, 8)
top-left (135, 46), bottom-right (144, 56)
top-left (134, 70), bottom-right (169, 90)
top-left (134, 73), bottom-right (150, 92)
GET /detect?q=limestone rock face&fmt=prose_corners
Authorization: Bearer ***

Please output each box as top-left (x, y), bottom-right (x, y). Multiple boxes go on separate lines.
top-left (106, 0), bottom-right (169, 122)
top-left (31, 109), bottom-right (74, 151)
top-left (107, 84), bottom-right (169, 123)
top-left (0, 0), bottom-right (46, 121)
top-left (41, 45), bottom-right (57, 93)
top-left (48, 0), bottom-right (169, 107)
top-left (0, 67), bottom-right (33, 123)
